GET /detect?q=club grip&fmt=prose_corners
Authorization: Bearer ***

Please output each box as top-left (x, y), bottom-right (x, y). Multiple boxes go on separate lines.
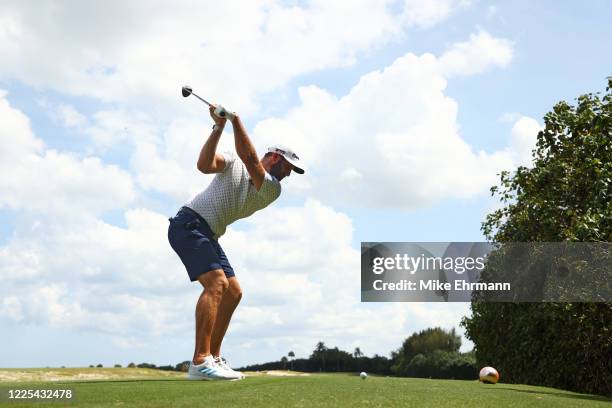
top-left (214, 105), bottom-right (235, 121)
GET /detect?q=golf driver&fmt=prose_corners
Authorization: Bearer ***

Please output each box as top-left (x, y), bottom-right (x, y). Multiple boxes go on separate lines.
top-left (181, 86), bottom-right (234, 120)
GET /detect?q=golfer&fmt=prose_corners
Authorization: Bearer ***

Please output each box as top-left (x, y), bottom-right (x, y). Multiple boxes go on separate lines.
top-left (168, 105), bottom-right (304, 380)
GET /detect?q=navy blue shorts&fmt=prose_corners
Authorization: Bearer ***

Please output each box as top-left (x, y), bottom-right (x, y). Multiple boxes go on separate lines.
top-left (168, 207), bottom-right (235, 281)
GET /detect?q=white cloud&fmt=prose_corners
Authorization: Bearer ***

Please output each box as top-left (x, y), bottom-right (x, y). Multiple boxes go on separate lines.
top-left (0, 1), bottom-right (467, 116)
top-left (0, 184), bottom-right (474, 364)
top-left (401, 0), bottom-right (470, 28)
top-left (479, 116), bottom-right (541, 235)
top-left (128, 116), bottom-right (240, 201)
top-left (220, 201), bottom-right (475, 359)
top-left (438, 31), bottom-right (513, 77)
top-left (0, 90), bottom-right (43, 159)
top-left (53, 104), bottom-right (87, 128)
top-left (1, 179), bottom-right (359, 338)
top-left (0, 91), bottom-right (135, 217)
top-left (0, 207), bottom-right (191, 335)
top-left (3, 152), bottom-right (135, 216)
top-left (249, 31), bottom-right (519, 209)
top-left (64, 107), bottom-right (250, 201)
top-left (0, 296), bottom-right (24, 321)
top-left (498, 112), bottom-right (522, 123)
top-left (84, 110), bottom-right (160, 150)
top-left (508, 116), bottom-right (541, 168)
top-left (119, 31), bottom-right (520, 212)
top-left (225, 199), bottom-right (354, 274)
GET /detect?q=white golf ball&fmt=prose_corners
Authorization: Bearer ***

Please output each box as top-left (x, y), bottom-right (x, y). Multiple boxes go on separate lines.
top-left (359, 372), bottom-right (367, 379)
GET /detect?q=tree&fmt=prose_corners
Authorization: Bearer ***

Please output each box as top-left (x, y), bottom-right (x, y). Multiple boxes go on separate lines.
top-left (288, 351), bottom-right (295, 370)
top-left (311, 342), bottom-right (327, 371)
top-left (314, 341), bottom-right (326, 353)
top-left (127, 362), bottom-right (136, 368)
top-left (462, 79), bottom-right (612, 396)
top-left (280, 356), bottom-right (288, 370)
top-left (175, 361), bottom-right (190, 372)
top-left (391, 327), bottom-right (463, 376)
top-left (353, 347), bottom-right (363, 358)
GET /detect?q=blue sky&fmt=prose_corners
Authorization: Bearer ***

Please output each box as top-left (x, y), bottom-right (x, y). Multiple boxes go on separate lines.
top-left (0, 0), bottom-right (610, 369)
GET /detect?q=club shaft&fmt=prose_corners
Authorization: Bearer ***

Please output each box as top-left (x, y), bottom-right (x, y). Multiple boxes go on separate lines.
top-left (191, 92), bottom-right (212, 106)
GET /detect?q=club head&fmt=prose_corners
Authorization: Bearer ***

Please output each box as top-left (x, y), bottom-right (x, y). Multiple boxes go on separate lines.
top-left (181, 86), bottom-right (192, 98)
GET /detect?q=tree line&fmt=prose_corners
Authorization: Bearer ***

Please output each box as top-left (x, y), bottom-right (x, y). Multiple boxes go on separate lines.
top-left (240, 327), bottom-right (478, 380)
top-left (96, 327), bottom-right (476, 380)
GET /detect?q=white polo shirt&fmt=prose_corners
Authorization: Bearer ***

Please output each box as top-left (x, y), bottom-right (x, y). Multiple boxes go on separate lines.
top-left (185, 151), bottom-right (281, 238)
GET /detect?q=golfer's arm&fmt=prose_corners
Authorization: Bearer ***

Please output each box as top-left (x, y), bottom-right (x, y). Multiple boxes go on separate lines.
top-left (197, 127), bottom-right (226, 173)
top-left (231, 116), bottom-right (265, 190)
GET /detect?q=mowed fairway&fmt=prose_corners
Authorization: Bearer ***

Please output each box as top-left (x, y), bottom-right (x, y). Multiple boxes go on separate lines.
top-left (1, 370), bottom-right (610, 408)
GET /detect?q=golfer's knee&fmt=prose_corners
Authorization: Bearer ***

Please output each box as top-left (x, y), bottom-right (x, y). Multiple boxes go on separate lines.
top-left (227, 278), bottom-right (242, 303)
top-left (231, 288), bottom-right (243, 304)
top-left (199, 269), bottom-right (229, 297)
top-left (209, 277), bottom-right (229, 297)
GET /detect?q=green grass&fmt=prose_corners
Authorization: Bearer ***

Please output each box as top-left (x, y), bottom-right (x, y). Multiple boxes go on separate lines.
top-left (1, 371), bottom-right (610, 407)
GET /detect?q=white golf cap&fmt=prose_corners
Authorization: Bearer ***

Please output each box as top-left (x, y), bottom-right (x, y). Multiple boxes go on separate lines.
top-left (268, 145), bottom-right (304, 174)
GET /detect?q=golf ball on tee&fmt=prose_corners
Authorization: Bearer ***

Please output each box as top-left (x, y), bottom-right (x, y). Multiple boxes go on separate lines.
top-left (360, 372), bottom-right (367, 379)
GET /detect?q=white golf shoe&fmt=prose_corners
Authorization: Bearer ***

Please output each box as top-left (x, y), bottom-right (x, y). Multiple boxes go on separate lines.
top-left (214, 356), bottom-right (246, 380)
top-left (187, 355), bottom-right (242, 381)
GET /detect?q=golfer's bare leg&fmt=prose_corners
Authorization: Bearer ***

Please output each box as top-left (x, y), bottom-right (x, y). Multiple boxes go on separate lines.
top-left (211, 277), bottom-right (242, 357)
top-left (193, 269), bottom-right (228, 364)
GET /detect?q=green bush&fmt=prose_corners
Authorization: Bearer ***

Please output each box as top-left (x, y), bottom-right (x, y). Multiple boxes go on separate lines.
top-left (462, 79), bottom-right (612, 396)
top-left (391, 327), bottom-right (477, 379)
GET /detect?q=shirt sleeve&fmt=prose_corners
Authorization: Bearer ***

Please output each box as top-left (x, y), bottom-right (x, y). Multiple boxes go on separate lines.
top-left (258, 173), bottom-right (281, 201)
top-left (219, 150), bottom-right (237, 172)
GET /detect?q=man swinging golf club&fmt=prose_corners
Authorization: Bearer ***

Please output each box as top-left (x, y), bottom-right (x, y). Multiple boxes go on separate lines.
top-left (168, 98), bottom-right (304, 381)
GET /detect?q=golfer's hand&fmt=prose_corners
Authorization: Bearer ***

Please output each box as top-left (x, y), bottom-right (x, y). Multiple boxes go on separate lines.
top-left (209, 106), bottom-right (227, 127)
